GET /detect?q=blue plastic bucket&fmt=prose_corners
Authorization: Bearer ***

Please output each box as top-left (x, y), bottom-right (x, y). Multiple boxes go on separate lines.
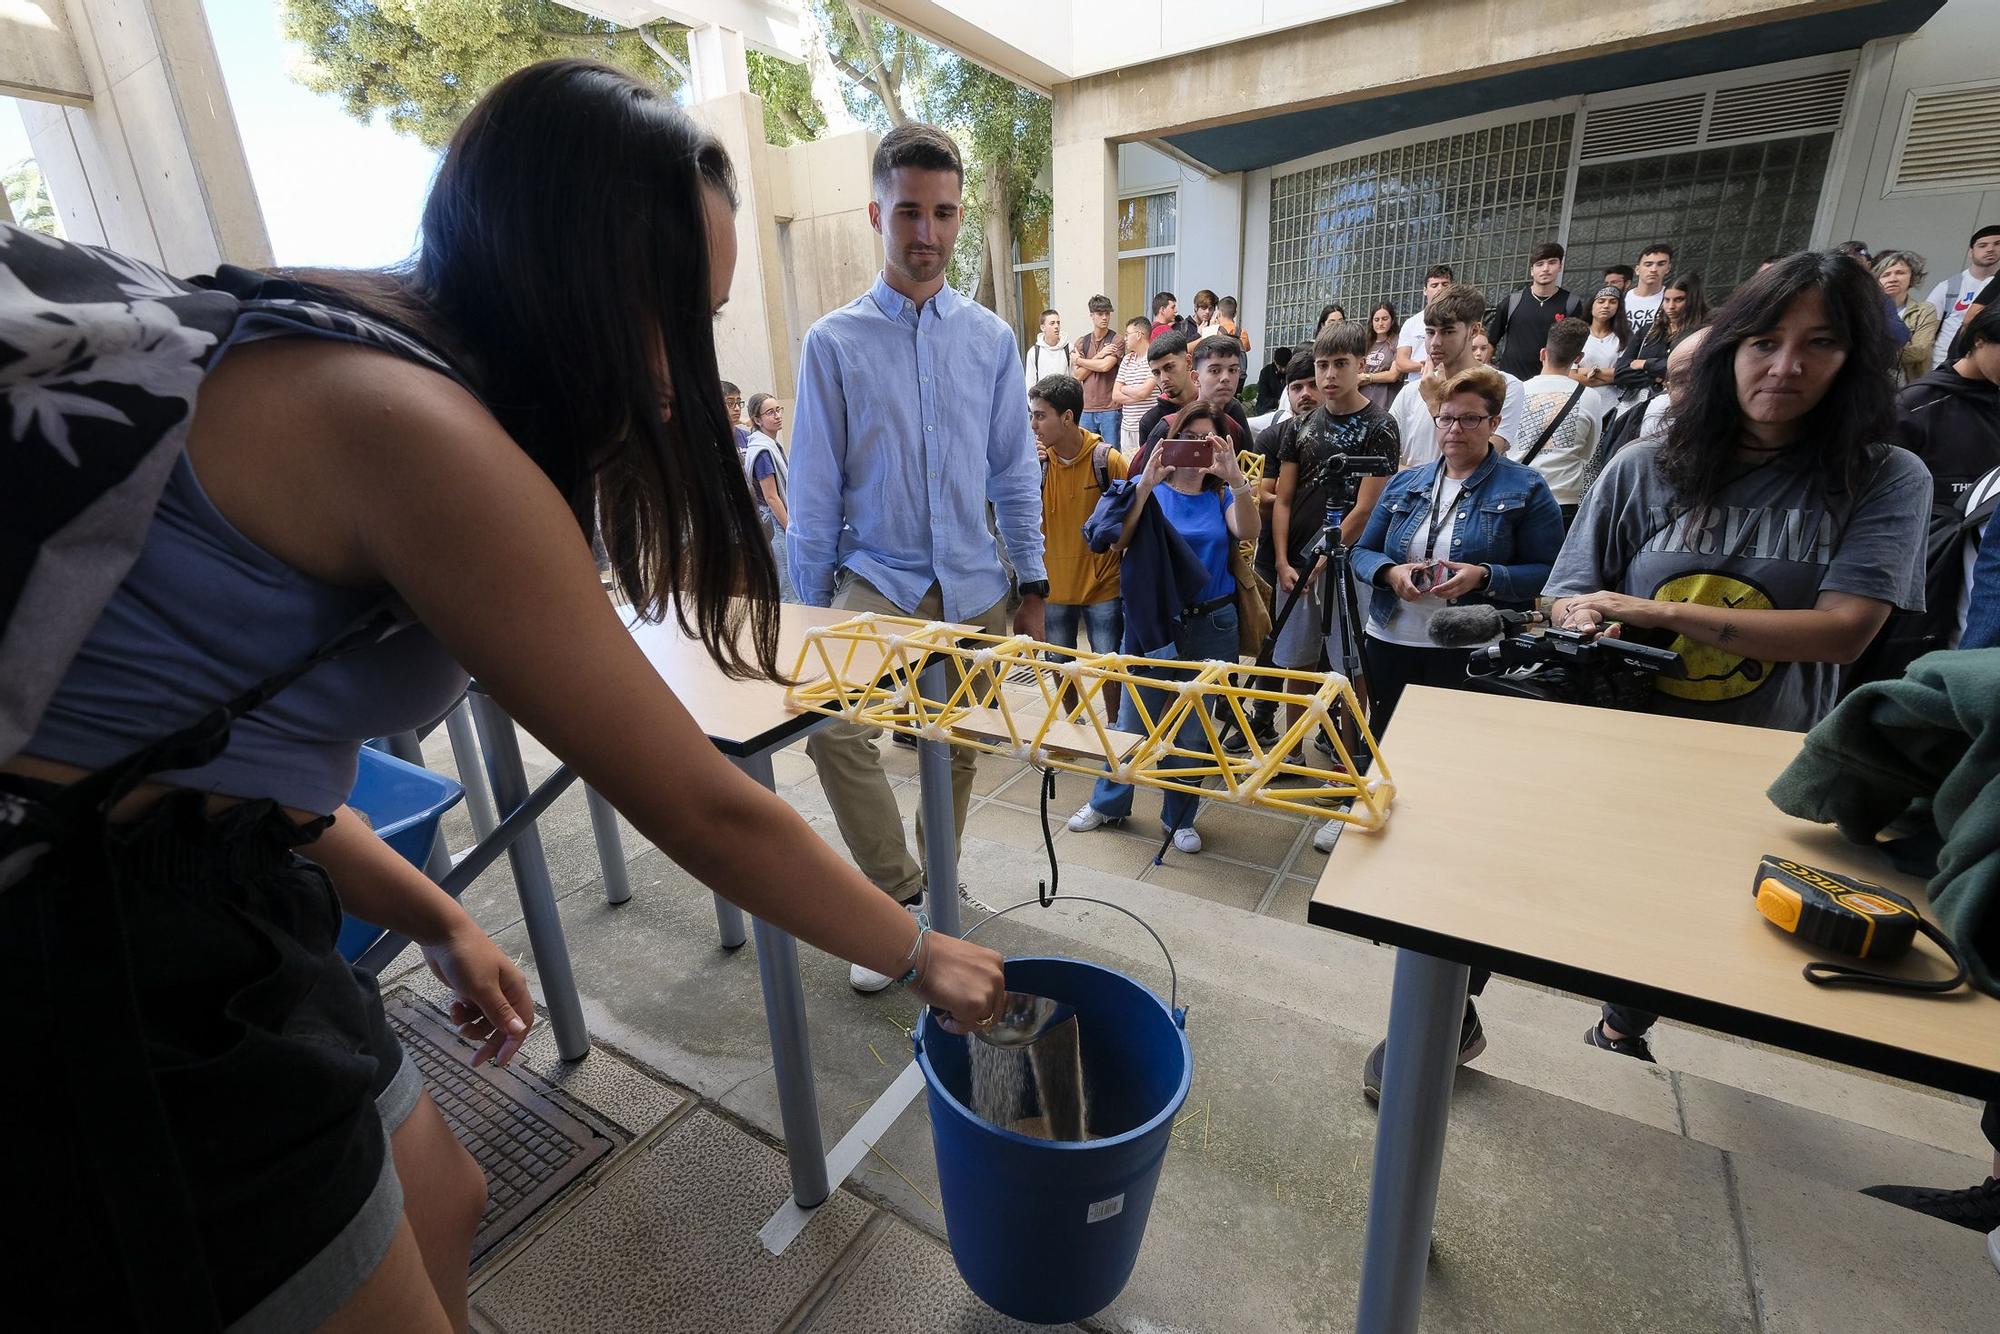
top-left (336, 744), bottom-right (465, 962)
top-left (913, 903), bottom-right (1190, 1325)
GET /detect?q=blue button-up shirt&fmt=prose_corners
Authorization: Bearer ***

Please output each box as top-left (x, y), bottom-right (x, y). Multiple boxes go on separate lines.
top-left (787, 274), bottom-right (1045, 620)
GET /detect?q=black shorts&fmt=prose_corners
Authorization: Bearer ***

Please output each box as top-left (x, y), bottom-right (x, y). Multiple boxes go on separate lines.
top-left (0, 776), bottom-right (416, 1331)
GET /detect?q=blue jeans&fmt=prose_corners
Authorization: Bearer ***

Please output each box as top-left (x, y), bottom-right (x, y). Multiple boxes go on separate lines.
top-left (1090, 602), bottom-right (1239, 833)
top-left (1044, 598), bottom-right (1124, 655)
top-left (1081, 409), bottom-right (1122, 443)
top-left (766, 516), bottom-right (797, 602)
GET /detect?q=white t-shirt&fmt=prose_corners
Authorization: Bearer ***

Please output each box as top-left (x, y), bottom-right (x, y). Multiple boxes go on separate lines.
top-left (1579, 331), bottom-right (1621, 372)
top-left (1926, 269), bottom-right (1988, 368)
top-left (1623, 288), bottom-right (1664, 344)
top-left (1516, 373), bottom-right (1605, 506)
top-left (1369, 471), bottom-right (1468, 647)
top-left (1389, 370), bottom-right (1526, 471)
top-left (1397, 312), bottom-right (1428, 382)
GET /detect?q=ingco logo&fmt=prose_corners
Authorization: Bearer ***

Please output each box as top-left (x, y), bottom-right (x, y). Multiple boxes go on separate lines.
top-left (1767, 857), bottom-right (1850, 896)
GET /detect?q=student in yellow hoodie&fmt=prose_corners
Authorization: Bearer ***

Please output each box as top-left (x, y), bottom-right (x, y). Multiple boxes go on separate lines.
top-left (1031, 375), bottom-right (1128, 702)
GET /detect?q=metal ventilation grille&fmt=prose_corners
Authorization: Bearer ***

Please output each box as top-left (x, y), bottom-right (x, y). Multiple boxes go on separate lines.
top-left (1891, 81), bottom-right (2000, 192)
top-left (1709, 69), bottom-right (1850, 143)
top-left (1578, 93), bottom-right (1704, 160)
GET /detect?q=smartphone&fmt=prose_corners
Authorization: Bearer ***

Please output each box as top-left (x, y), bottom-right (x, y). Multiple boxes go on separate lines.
top-left (1410, 560), bottom-right (1449, 594)
top-left (1158, 437), bottom-right (1214, 470)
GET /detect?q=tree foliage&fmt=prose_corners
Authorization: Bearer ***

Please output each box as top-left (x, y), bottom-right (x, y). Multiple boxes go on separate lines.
top-left (3, 159), bottom-right (59, 236)
top-left (280, 0), bottom-right (689, 149)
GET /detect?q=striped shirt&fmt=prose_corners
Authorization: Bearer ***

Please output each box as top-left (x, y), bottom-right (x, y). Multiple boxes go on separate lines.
top-left (1116, 353), bottom-right (1154, 439)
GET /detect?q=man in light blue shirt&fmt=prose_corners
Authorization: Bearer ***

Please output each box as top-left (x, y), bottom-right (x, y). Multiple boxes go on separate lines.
top-left (787, 124), bottom-right (1048, 989)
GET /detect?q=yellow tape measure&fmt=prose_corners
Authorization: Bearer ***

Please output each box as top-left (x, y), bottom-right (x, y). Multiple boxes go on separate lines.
top-left (1751, 855), bottom-right (1966, 993)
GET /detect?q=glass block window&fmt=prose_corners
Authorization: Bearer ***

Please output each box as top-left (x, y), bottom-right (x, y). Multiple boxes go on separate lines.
top-left (1564, 134), bottom-right (1834, 296)
top-left (1265, 115), bottom-right (1574, 348)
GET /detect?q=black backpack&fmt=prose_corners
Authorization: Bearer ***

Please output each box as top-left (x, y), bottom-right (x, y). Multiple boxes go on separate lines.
top-left (1848, 484), bottom-right (2000, 689)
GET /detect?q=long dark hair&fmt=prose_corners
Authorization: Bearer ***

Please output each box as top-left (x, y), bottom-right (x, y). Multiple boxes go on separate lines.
top-left (1645, 273), bottom-right (1708, 349)
top-left (285, 61), bottom-right (778, 677)
top-left (1658, 252), bottom-right (1892, 519)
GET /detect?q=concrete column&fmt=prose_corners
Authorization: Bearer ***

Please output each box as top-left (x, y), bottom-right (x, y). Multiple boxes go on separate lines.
top-left (776, 129), bottom-right (883, 369)
top-left (688, 90), bottom-right (793, 403)
top-left (17, 0), bottom-right (269, 272)
top-left (688, 24), bottom-right (752, 101)
top-left (1048, 107), bottom-right (1117, 338)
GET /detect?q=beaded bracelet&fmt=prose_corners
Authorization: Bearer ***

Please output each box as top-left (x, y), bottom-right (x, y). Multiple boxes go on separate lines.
top-left (896, 909), bottom-right (932, 987)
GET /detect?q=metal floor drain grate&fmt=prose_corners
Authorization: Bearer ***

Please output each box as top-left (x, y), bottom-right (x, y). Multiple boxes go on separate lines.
top-left (388, 998), bottom-right (619, 1263)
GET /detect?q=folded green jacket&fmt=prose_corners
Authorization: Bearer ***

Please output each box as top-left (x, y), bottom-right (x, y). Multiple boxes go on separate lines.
top-left (1766, 647), bottom-right (2000, 998)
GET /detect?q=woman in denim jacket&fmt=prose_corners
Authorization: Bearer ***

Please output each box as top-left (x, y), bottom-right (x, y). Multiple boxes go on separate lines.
top-left (1351, 366), bottom-right (1565, 732)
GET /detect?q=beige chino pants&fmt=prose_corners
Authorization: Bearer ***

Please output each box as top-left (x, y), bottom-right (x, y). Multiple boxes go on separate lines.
top-left (806, 573), bottom-right (1009, 902)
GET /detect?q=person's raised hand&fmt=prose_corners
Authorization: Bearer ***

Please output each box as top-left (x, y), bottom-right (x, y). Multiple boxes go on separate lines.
top-left (1208, 436), bottom-right (1246, 488)
top-left (912, 933), bottom-right (1009, 1035)
top-left (1139, 439), bottom-right (1172, 493)
top-left (424, 922), bottom-right (534, 1067)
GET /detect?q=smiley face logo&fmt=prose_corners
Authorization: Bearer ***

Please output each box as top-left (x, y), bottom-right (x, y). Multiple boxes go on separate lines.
top-left (1649, 571), bottom-right (1776, 703)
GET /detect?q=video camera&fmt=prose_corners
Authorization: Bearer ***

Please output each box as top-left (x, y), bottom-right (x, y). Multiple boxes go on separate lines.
top-left (1427, 606), bottom-right (1685, 710)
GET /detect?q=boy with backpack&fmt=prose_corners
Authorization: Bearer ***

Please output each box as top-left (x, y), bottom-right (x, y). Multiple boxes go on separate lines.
top-left (1030, 374), bottom-right (1127, 676)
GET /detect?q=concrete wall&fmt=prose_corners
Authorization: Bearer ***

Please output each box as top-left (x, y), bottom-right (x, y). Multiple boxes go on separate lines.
top-left (1060, 0), bottom-right (1852, 142)
top-left (1, 0), bottom-right (90, 103)
top-left (772, 129), bottom-right (883, 395)
top-left (19, 0), bottom-right (269, 271)
top-left (1824, 0), bottom-right (1999, 283)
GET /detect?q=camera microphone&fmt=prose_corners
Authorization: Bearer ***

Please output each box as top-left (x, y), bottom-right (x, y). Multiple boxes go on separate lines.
top-left (1427, 605), bottom-right (1547, 648)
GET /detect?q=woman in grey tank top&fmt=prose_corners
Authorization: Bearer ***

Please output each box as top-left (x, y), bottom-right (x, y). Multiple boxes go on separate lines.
top-left (1, 61), bottom-right (1005, 1331)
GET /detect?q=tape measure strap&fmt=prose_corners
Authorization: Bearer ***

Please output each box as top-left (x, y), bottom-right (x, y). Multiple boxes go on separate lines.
top-left (1801, 916), bottom-right (1968, 994)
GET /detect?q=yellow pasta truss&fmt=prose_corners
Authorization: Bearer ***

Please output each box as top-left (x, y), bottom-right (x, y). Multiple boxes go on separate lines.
top-left (785, 614), bottom-right (1394, 831)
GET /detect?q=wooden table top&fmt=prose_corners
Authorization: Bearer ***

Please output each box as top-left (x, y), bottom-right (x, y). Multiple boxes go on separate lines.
top-left (624, 603), bottom-right (862, 755)
top-left (1308, 687), bottom-right (2000, 1098)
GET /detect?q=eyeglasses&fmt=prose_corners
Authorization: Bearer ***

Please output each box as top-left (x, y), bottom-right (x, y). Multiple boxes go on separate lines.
top-left (1432, 413), bottom-right (1494, 430)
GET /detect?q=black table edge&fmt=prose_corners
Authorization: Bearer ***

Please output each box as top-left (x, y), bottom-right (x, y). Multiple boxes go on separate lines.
top-left (1307, 900), bottom-right (2000, 1102)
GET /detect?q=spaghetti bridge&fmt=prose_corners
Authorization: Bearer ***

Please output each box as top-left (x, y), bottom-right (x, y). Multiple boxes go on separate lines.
top-left (785, 614), bottom-right (1394, 830)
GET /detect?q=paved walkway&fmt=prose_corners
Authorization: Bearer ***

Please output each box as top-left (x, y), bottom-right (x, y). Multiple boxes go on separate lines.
top-left (397, 725), bottom-right (1997, 1333)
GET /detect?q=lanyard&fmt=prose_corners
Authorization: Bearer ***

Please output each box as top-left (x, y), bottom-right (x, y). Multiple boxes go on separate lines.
top-left (1420, 458), bottom-right (1467, 562)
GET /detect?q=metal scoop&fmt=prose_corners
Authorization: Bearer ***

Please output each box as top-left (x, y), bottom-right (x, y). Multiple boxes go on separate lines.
top-left (939, 991), bottom-right (1076, 1049)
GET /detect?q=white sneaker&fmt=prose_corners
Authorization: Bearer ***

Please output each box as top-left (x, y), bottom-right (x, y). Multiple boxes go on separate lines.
top-left (1067, 803), bottom-right (1115, 832)
top-left (1312, 821), bottom-right (1339, 853)
top-left (1171, 826), bottom-right (1202, 854)
top-left (850, 898), bottom-right (924, 993)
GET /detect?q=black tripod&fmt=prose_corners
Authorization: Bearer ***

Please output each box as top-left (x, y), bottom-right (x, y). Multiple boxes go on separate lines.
top-left (1237, 453), bottom-right (1388, 752)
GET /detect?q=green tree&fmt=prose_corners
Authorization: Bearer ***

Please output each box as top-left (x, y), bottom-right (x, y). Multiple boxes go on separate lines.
top-left (281, 0), bottom-right (690, 149)
top-left (3, 158), bottom-right (59, 236)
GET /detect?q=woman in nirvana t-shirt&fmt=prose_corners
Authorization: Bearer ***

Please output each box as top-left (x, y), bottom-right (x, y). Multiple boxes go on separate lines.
top-left (1546, 251), bottom-right (1931, 736)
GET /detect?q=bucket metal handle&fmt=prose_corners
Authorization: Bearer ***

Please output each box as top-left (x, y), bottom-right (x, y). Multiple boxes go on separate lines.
top-left (961, 896), bottom-right (1180, 1022)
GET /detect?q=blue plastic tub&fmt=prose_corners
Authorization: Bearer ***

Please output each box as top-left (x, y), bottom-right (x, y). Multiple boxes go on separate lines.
top-left (335, 745), bottom-right (465, 962)
top-left (913, 955), bottom-right (1191, 1325)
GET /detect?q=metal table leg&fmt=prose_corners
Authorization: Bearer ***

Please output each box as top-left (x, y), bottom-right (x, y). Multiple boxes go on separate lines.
top-left (446, 697), bottom-right (499, 840)
top-left (731, 750), bottom-right (830, 1208)
top-left (585, 785), bottom-right (633, 906)
top-left (470, 692), bottom-right (591, 1062)
top-left (1355, 949), bottom-right (1470, 1334)
top-left (916, 659), bottom-right (960, 939)
top-left (382, 730), bottom-right (456, 882)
